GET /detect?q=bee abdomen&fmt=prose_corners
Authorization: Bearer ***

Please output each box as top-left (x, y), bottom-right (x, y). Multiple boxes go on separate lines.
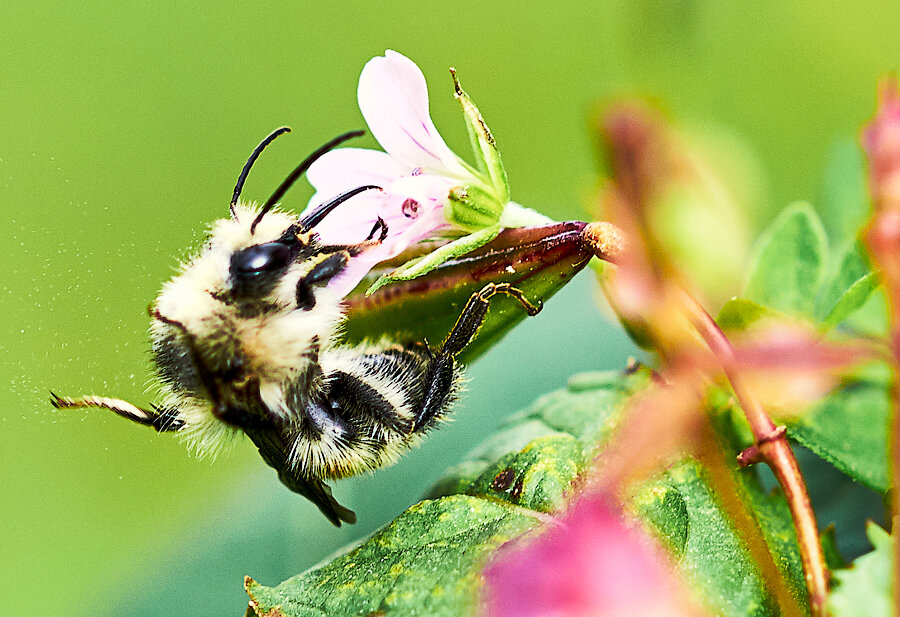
top-left (328, 370), bottom-right (413, 434)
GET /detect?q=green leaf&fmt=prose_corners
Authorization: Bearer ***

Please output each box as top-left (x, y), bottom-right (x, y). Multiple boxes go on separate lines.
top-left (429, 369), bottom-right (652, 503)
top-left (247, 368), bottom-right (810, 617)
top-left (820, 272), bottom-right (879, 331)
top-left (829, 523), bottom-right (893, 617)
top-left (820, 525), bottom-right (847, 571)
top-left (743, 202), bottom-right (828, 316)
top-left (703, 399), bottom-right (810, 605)
top-left (734, 459), bottom-right (808, 604)
top-left (246, 370), bottom-right (651, 617)
top-left (636, 461), bottom-right (787, 617)
top-left (245, 495), bottom-right (543, 617)
top-left (345, 222), bottom-right (593, 363)
top-left (459, 435), bottom-right (586, 512)
top-left (784, 376), bottom-right (890, 492)
top-left (716, 298), bottom-right (781, 332)
top-left (818, 137), bottom-right (870, 250)
top-left (815, 242), bottom-right (879, 330)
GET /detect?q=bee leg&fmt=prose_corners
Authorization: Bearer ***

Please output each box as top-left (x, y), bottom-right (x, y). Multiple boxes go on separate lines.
top-left (49, 393), bottom-right (183, 432)
top-left (295, 220), bottom-right (386, 308)
top-left (243, 426), bottom-right (357, 527)
top-left (414, 283), bottom-right (542, 431)
top-left (440, 282), bottom-right (542, 357)
top-left (296, 251), bottom-right (351, 310)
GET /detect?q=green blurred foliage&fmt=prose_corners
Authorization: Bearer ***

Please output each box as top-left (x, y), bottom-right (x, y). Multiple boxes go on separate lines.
top-left (829, 523), bottom-right (893, 617)
top-left (3, 1), bottom-right (899, 615)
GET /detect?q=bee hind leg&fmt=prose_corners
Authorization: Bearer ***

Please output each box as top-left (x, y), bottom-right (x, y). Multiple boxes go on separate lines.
top-left (243, 426), bottom-right (357, 527)
top-left (49, 393), bottom-right (183, 432)
top-left (413, 283), bottom-right (542, 432)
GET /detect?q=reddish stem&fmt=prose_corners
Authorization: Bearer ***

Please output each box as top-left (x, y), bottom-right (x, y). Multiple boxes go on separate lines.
top-left (681, 292), bottom-right (830, 617)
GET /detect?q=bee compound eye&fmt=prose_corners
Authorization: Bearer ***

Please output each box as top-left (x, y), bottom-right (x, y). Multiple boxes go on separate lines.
top-left (233, 242), bottom-right (292, 276)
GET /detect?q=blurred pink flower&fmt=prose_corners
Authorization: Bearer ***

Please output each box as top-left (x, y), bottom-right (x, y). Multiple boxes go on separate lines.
top-left (482, 497), bottom-right (701, 617)
top-left (304, 50), bottom-right (484, 295)
top-left (863, 77), bottom-right (900, 211)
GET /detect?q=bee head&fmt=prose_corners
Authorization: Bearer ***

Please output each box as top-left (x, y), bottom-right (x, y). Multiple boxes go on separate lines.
top-left (149, 204), bottom-right (342, 431)
top-left (147, 129), bottom-right (367, 440)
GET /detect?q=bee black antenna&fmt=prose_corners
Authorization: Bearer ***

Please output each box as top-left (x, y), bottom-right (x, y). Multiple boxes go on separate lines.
top-left (300, 185), bottom-right (383, 232)
top-left (231, 126), bottom-right (292, 219)
top-left (251, 130), bottom-right (365, 235)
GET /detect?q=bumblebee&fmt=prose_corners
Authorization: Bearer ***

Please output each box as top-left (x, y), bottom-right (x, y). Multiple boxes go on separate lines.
top-left (52, 128), bottom-right (540, 525)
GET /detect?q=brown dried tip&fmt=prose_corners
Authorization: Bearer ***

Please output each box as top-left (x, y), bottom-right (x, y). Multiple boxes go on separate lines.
top-left (581, 221), bottom-right (626, 263)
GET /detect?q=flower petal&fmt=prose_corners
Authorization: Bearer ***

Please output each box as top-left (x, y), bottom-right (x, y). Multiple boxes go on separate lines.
top-left (483, 497), bottom-right (701, 617)
top-left (305, 191), bottom-right (388, 245)
top-left (307, 173), bottom-right (451, 246)
top-left (306, 176), bottom-right (452, 296)
top-left (305, 147), bottom-right (407, 215)
top-left (358, 50), bottom-right (470, 179)
top-left (324, 205), bottom-right (448, 297)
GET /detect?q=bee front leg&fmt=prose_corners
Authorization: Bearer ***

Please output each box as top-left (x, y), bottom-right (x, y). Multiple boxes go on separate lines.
top-left (414, 283), bottom-right (542, 431)
top-left (49, 393), bottom-right (183, 432)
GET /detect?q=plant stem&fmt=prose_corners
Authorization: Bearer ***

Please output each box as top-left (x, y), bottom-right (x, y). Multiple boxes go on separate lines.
top-left (680, 291), bottom-right (830, 617)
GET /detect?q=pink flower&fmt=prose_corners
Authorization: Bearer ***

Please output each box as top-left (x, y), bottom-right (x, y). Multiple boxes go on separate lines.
top-left (303, 51), bottom-right (513, 296)
top-left (482, 497), bottom-right (703, 617)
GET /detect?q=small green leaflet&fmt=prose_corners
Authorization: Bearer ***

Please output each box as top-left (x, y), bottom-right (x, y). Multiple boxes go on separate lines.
top-left (828, 523), bottom-right (893, 617)
top-left (743, 202), bottom-right (829, 317)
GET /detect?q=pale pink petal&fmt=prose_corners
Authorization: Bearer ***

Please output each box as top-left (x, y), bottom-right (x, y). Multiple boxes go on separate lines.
top-left (307, 148), bottom-right (406, 197)
top-left (389, 173), bottom-right (455, 206)
top-left (483, 497), bottom-right (702, 617)
top-left (358, 50), bottom-right (470, 179)
top-left (307, 173), bottom-right (450, 247)
top-left (305, 148), bottom-right (407, 217)
top-left (306, 192), bottom-right (389, 245)
top-left (325, 205), bottom-right (448, 297)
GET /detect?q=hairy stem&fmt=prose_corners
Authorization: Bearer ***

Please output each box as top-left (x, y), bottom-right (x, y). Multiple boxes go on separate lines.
top-left (681, 292), bottom-right (830, 616)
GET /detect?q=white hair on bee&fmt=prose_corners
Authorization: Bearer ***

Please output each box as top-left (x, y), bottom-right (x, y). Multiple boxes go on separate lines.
top-left (152, 201), bottom-right (348, 457)
top-left (53, 127), bottom-right (542, 526)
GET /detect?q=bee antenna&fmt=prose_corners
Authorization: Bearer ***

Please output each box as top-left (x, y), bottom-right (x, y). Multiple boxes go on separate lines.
top-left (231, 126), bottom-right (292, 219)
top-left (251, 130), bottom-right (365, 235)
top-left (300, 185), bottom-right (383, 232)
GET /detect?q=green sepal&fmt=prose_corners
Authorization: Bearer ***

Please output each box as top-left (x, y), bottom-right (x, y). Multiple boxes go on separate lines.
top-left (346, 222), bottom-right (593, 363)
top-left (451, 67), bottom-right (510, 204)
top-left (446, 185), bottom-right (505, 231)
top-left (365, 224), bottom-right (501, 295)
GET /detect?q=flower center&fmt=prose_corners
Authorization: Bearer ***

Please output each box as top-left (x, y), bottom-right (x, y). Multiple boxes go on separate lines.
top-left (402, 198), bottom-right (420, 218)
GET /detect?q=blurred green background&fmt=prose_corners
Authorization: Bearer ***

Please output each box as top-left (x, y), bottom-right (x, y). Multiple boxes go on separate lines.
top-left (1, 2), bottom-right (897, 615)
